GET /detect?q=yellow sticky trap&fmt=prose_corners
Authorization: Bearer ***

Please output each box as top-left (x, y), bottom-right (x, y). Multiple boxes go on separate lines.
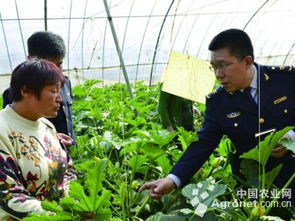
top-left (161, 51), bottom-right (215, 103)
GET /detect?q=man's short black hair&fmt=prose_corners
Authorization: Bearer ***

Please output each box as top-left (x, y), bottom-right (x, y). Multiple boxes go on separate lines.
top-left (208, 29), bottom-right (254, 60)
top-left (10, 59), bottom-right (64, 101)
top-left (27, 31), bottom-right (66, 59)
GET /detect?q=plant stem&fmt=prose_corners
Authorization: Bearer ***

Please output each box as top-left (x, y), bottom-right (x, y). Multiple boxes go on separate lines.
top-left (104, 179), bottom-right (118, 193)
top-left (134, 195), bottom-right (149, 217)
top-left (188, 214), bottom-right (195, 221)
top-left (260, 165), bottom-right (266, 204)
top-left (143, 168), bottom-right (150, 181)
top-left (265, 172), bottom-right (295, 215)
top-left (229, 187), bottom-right (250, 217)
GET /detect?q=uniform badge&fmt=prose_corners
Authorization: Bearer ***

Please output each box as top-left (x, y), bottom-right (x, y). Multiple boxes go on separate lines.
top-left (264, 73), bottom-right (269, 81)
top-left (279, 65), bottom-right (285, 70)
top-left (226, 112), bottom-right (240, 118)
top-left (273, 96), bottom-right (287, 104)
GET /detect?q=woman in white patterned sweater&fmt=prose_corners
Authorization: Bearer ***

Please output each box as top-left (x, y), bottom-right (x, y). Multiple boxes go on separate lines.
top-left (0, 59), bottom-right (76, 220)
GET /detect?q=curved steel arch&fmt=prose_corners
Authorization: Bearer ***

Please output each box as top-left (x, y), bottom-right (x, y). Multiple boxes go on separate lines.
top-left (0, 10), bottom-right (13, 72)
top-left (243, 0), bottom-right (270, 30)
top-left (135, 0), bottom-right (157, 82)
top-left (119, 0), bottom-right (135, 83)
top-left (67, 0), bottom-right (73, 75)
top-left (14, 0), bottom-right (26, 59)
top-left (149, 0), bottom-right (176, 86)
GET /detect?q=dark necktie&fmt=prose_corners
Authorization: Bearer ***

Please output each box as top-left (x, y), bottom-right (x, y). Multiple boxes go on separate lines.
top-left (244, 87), bottom-right (256, 105)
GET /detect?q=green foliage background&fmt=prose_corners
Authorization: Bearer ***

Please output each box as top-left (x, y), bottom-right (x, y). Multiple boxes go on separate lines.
top-left (11, 80), bottom-right (293, 220)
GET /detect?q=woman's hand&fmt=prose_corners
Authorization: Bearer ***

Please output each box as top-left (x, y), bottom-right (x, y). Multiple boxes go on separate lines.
top-left (57, 133), bottom-right (73, 147)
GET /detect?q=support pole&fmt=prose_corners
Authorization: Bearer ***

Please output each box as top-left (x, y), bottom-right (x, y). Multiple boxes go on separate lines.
top-left (44, 0), bottom-right (47, 31)
top-left (103, 0), bottom-right (134, 99)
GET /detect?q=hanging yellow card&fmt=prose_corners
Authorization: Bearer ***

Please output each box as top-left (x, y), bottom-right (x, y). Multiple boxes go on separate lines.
top-left (162, 51), bottom-right (215, 103)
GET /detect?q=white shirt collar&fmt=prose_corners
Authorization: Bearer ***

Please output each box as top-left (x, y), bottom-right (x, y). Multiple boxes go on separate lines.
top-left (240, 65), bottom-right (257, 92)
top-left (250, 65), bottom-right (257, 89)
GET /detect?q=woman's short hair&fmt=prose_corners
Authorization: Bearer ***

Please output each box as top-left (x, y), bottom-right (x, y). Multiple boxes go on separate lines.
top-left (10, 58), bottom-right (65, 101)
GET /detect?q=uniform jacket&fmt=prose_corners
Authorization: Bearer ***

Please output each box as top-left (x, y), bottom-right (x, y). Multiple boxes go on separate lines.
top-left (2, 76), bottom-right (75, 144)
top-left (170, 64), bottom-right (295, 186)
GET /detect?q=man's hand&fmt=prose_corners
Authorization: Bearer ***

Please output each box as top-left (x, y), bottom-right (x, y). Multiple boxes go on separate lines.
top-left (271, 146), bottom-right (287, 158)
top-left (138, 178), bottom-right (176, 200)
top-left (57, 133), bottom-right (73, 147)
top-left (271, 134), bottom-right (289, 158)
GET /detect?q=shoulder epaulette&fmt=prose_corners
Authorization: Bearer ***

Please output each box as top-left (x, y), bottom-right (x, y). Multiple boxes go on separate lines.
top-left (206, 86), bottom-right (223, 99)
top-left (266, 65), bottom-right (294, 72)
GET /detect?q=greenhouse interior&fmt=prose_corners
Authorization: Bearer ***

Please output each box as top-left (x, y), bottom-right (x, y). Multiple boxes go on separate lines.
top-left (0, 0), bottom-right (294, 220)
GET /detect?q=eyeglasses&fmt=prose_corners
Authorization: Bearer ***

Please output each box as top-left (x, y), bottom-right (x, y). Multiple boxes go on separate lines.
top-left (209, 58), bottom-right (242, 72)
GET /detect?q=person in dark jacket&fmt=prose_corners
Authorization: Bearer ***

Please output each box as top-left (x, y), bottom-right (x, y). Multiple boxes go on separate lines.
top-left (2, 31), bottom-right (75, 147)
top-left (158, 84), bottom-right (194, 132)
top-left (139, 29), bottom-right (294, 204)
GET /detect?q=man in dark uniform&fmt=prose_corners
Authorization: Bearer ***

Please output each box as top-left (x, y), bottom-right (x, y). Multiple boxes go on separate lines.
top-left (2, 31), bottom-right (75, 147)
top-left (139, 29), bottom-right (294, 201)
